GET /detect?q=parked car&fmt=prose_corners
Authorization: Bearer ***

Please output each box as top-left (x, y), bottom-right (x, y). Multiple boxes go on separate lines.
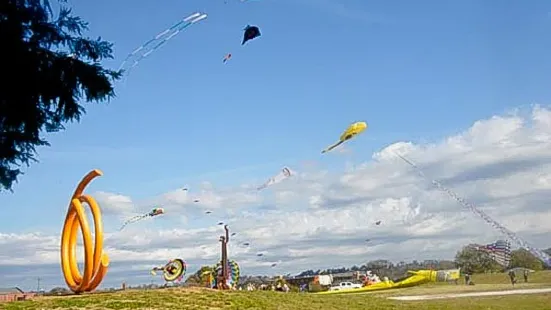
top-left (328, 282), bottom-right (362, 291)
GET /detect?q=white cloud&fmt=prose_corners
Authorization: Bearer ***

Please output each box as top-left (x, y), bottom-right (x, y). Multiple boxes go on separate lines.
top-left (94, 191), bottom-right (136, 218)
top-left (2, 105), bottom-right (551, 290)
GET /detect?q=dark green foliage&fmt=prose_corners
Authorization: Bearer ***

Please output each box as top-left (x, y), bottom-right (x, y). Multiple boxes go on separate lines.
top-left (454, 245), bottom-right (503, 274)
top-left (0, 0), bottom-right (121, 191)
top-left (510, 248), bottom-right (544, 271)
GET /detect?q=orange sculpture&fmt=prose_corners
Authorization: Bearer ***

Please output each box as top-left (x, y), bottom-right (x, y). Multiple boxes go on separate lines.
top-left (60, 169), bottom-right (109, 293)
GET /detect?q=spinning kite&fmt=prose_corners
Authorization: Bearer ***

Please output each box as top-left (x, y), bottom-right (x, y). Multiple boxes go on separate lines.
top-left (242, 25), bottom-right (261, 45)
top-left (119, 207), bottom-right (164, 231)
top-left (215, 260), bottom-right (241, 288)
top-left (322, 122), bottom-right (367, 153)
top-left (257, 167), bottom-right (292, 190)
top-left (118, 12), bottom-right (207, 75)
top-left (200, 266), bottom-right (216, 288)
top-left (151, 259), bottom-right (187, 282)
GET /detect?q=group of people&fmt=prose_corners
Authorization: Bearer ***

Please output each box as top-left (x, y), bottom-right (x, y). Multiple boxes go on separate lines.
top-left (508, 269), bottom-right (530, 285)
top-left (463, 269), bottom-right (530, 286)
top-left (237, 283), bottom-right (290, 292)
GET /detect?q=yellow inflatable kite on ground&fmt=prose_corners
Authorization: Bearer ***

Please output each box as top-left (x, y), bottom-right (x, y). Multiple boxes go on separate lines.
top-left (316, 269), bottom-right (437, 295)
top-left (322, 121), bottom-right (367, 153)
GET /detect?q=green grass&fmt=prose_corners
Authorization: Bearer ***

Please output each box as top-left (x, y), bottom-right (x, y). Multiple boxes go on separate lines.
top-left (1, 271), bottom-right (550, 310)
top-left (378, 270), bottom-right (551, 296)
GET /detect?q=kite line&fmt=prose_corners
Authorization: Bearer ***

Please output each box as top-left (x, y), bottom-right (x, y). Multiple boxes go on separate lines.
top-left (393, 152), bottom-right (551, 267)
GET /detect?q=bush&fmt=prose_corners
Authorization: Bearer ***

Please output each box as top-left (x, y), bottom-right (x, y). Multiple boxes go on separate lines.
top-left (308, 282), bottom-right (325, 293)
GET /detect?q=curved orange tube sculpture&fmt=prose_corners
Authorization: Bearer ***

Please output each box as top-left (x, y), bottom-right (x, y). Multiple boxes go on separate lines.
top-left (61, 169), bottom-right (109, 293)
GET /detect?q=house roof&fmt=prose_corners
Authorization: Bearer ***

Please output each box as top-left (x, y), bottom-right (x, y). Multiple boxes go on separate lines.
top-left (0, 287), bottom-right (24, 295)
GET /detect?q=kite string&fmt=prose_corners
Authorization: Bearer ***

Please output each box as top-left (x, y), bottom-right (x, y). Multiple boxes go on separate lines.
top-left (393, 152), bottom-right (551, 267)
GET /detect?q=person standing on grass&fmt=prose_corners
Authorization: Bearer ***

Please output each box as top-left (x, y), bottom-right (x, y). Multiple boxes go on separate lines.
top-left (508, 270), bottom-right (517, 286)
top-left (464, 273), bottom-right (471, 285)
top-left (523, 269), bottom-right (529, 283)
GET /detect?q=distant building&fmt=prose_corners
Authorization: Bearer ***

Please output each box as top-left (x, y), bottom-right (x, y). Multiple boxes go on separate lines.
top-left (0, 287), bottom-right (36, 303)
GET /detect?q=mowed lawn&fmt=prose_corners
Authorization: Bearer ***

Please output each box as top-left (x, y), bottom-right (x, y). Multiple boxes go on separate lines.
top-left (1, 271), bottom-right (550, 310)
top-left (377, 269), bottom-right (551, 296)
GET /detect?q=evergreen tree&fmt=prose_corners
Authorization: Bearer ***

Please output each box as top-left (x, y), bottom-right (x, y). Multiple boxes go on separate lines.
top-left (0, 0), bottom-right (121, 191)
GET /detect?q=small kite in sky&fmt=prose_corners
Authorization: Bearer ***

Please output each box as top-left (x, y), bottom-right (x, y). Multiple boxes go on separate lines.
top-left (223, 53), bottom-right (232, 63)
top-left (257, 167), bottom-right (292, 190)
top-left (322, 121), bottom-right (367, 154)
top-left (242, 25), bottom-right (261, 45)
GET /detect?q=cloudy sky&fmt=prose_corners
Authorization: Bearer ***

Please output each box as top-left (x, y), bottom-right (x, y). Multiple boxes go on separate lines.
top-left (2, 106), bottom-right (551, 291)
top-left (3, 0), bottom-right (551, 292)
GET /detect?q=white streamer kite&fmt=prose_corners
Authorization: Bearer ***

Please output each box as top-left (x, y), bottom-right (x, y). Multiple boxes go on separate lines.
top-left (257, 167), bottom-right (292, 190)
top-left (118, 12), bottom-right (207, 75)
top-left (394, 152), bottom-right (551, 267)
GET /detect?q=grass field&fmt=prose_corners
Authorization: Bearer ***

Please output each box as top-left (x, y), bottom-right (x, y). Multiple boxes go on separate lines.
top-left (378, 270), bottom-right (551, 296)
top-left (1, 271), bottom-right (551, 310)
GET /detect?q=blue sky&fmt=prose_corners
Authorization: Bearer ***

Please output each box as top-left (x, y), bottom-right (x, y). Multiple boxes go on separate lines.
top-left (2, 0), bottom-right (551, 290)
top-left (5, 0), bottom-right (551, 229)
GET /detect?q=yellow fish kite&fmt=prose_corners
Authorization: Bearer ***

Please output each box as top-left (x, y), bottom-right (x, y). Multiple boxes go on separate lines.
top-left (322, 121), bottom-right (367, 153)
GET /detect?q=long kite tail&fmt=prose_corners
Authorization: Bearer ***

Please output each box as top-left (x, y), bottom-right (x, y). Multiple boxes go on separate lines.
top-left (322, 140), bottom-right (344, 154)
top-left (118, 12), bottom-right (207, 73)
top-left (118, 214), bottom-right (147, 231)
top-left (393, 152), bottom-right (551, 267)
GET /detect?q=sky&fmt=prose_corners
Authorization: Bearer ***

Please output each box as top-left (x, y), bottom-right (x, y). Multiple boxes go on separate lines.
top-left (1, 0), bottom-right (551, 291)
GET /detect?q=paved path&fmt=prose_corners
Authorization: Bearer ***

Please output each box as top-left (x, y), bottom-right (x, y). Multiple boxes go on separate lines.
top-left (388, 288), bottom-right (551, 301)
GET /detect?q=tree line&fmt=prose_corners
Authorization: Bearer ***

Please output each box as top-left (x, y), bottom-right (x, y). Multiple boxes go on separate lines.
top-left (42, 246), bottom-right (550, 292)
top-left (290, 246), bottom-right (551, 281)
top-left (181, 245), bottom-right (550, 288)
